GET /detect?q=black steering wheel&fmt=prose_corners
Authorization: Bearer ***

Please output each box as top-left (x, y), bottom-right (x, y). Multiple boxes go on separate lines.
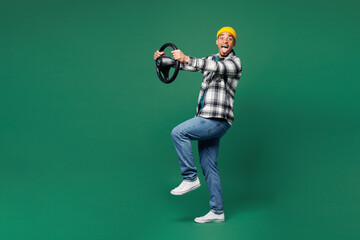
top-left (155, 43), bottom-right (180, 84)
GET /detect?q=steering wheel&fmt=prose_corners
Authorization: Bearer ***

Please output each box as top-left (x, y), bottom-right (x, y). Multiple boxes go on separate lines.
top-left (155, 43), bottom-right (180, 84)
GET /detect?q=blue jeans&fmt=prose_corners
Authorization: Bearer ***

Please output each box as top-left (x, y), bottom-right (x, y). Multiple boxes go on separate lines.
top-left (171, 116), bottom-right (230, 213)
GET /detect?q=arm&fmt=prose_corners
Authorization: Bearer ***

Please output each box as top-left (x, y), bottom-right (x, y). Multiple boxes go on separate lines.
top-left (187, 56), bottom-right (241, 77)
top-left (179, 61), bottom-right (204, 73)
top-left (154, 49), bottom-right (202, 73)
top-left (172, 50), bottom-right (208, 73)
top-left (172, 50), bottom-right (241, 76)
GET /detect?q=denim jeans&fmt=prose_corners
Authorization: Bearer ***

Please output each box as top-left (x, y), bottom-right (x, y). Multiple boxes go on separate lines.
top-left (171, 116), bottom-right (230, 213)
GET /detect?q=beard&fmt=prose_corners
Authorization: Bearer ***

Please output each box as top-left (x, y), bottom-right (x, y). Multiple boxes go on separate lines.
top-left (220, 51), bottom-right (230, 57)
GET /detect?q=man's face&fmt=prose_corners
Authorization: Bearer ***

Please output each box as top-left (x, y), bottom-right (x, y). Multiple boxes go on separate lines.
top-left (216, 32), bottom-right (236, 58)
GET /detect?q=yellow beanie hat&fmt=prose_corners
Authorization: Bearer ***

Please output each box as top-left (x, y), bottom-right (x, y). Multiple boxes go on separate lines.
top-left (217, 26), bottom-right (237, 41)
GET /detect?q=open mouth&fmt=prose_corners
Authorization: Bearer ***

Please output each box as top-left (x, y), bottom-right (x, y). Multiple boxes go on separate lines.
top-left (221, 45), bottom-right (229, 54)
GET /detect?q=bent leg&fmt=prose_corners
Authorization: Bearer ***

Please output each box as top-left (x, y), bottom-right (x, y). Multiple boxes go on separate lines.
top-left (171, 117), bottom-right (229, 181)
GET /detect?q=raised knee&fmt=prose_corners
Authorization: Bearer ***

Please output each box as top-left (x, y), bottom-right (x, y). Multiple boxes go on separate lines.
top-left (171, 127), bottom-right (180, 140)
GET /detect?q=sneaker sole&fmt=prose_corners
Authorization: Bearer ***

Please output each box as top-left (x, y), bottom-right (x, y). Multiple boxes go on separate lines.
top-left (194, 218), bottom-right (225, 223)
top-left (170, 183), bottom-right (201, 195)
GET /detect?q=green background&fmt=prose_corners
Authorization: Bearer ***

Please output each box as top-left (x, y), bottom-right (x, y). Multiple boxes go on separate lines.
top-left (1, 0), bottom-right (359, 239)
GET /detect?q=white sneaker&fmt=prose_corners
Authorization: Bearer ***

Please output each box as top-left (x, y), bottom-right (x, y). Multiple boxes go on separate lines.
top-left (194, 210), bottom-right (225, 223)
top-left (170, 178), bottom-right (200, 195)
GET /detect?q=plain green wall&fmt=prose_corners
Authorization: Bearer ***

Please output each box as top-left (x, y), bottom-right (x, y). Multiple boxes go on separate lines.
top-left (0, 0), bottom-right (359, 239)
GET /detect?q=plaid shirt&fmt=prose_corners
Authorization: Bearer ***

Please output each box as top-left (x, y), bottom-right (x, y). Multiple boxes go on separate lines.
top-left (180, 50), bottom-right (242, 125)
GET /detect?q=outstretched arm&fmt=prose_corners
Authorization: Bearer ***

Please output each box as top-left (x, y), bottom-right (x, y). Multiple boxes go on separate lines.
top-left (171, 49), bottom-right (204, 73)
top-left (172, 50), bottom-right (241, 76)
top-left (187, 56), bottom-right (241, 76)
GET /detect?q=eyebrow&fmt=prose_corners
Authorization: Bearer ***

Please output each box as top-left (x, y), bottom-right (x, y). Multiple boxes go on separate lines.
top-left (219, 33), bottom-right (233, 38)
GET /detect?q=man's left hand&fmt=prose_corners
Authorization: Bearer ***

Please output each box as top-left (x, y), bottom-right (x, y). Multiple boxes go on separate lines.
top-left (171, 50), bottom-right (189, 63)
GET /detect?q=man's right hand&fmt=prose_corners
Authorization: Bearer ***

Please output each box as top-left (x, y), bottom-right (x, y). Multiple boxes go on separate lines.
top-left (154, 50), bottom-right (165, 60)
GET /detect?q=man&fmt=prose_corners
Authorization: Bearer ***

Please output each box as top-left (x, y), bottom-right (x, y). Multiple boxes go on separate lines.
top-left (154, 27), bottom-right (242, 223)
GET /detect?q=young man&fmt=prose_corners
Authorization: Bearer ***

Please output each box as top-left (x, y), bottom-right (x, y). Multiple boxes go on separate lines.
top-left (154, 27), bottom-right (242, 223)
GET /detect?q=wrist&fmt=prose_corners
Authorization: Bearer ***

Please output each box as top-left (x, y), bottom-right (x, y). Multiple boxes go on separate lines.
top-left (185, 56), bottom-right (189, 63)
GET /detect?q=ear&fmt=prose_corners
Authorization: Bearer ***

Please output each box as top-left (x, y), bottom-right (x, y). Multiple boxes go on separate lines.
top-left (234, 40), bottom-right (236, 47)
top-left (216, 39), bottom-right (219, 45)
